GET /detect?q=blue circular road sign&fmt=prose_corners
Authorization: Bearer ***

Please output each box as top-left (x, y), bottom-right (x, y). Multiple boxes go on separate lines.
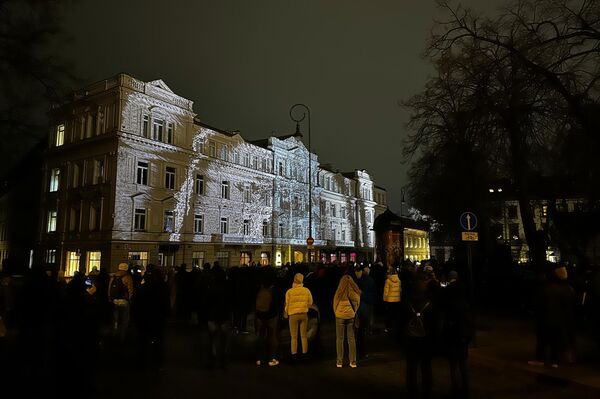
top-left (459, 212), bottom-right (478, 231)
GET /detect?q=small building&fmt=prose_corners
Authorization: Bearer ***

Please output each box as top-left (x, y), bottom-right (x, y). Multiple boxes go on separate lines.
top-left (373, 209), bottom-right (430, 267)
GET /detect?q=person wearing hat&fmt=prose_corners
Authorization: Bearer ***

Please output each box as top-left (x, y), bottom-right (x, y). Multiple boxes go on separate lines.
top-left (108, 262), bottom-right (135, 341)
top-left (284, 273), bottom-right (313, 360)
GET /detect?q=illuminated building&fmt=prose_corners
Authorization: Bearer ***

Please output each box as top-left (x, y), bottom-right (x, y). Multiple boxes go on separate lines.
top-left (37, 74), bottom-right (386, 273)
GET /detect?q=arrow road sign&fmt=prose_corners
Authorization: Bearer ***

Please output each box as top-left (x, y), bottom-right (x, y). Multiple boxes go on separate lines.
top-left (460, 212), bottom-right (478, 231)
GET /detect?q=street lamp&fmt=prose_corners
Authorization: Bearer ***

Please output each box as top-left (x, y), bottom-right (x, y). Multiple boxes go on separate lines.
top-left (289, 104), bottom-right (313, 263)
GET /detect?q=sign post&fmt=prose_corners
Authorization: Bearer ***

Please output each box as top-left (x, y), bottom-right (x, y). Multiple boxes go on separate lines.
top-left (459, 212), bottom-right (478, 302)
top-left (306, 236), bottom-right (314, 263)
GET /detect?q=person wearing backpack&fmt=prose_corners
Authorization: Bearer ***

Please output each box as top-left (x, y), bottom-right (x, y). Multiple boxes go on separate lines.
top-left (108, 263), bottom-right (134, 341)
top-left (254, 270), bottom-right (279, 366)
top-left (402, 278), bottom-right (436, 399)
top-left (333, 274), bottom-right (361, 368)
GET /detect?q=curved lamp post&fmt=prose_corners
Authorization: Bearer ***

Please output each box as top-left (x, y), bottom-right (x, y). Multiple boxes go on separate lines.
top-left (289, 104), bottom-right (313, 263)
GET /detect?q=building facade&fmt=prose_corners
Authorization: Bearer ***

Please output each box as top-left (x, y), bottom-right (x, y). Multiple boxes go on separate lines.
top-left (373, 209), bottom-right (430, 267)
top-left (37, 74), bottom-right (386, 274)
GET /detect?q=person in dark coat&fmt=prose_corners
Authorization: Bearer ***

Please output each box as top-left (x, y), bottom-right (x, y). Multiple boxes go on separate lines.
top-left (254, 268), bottom-right (280, 366)
top-left (131, 265), bottom-right (170, 370)
top-left (204, 262), bottom-right (230, 368)
top-left (441, 271), bottom-right (473, 399)
top-left (356, 265), bottom-right (376, 358)
top-left (402, 277), bottom-right (437, 399)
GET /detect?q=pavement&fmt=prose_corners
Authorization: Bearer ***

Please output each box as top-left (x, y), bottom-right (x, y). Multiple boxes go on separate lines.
top-left (3, 312), bottom-right (600, 399)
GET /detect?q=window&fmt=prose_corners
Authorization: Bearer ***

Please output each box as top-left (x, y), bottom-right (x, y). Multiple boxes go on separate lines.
top-left (492, 224), bottom-right (504, 240)
top-left (89, 205), bottom-right (101, 231)
top-left (165, 166), bottom-right (176, 189)
top-left (166, 122), bottom-right (174, 144)
top-left (152, 119), bottom-right (164, 141)
top-left (55, 124), bottom-right (65, 146)
top-left (195, 174), bottom-right (204, 195)
top-left (260, 252), bottom-right (270, 266)
top-left (252, 156), bottom-right (258, 169)
top-left (164, 210), bottom-right (174, 232)
top-left (65, 251), bottom-right (80, 277)
top-left (243, 153), bottom-right (250, 167)
top-left (209, 141), bottom-right (216, 157)
top-left (142, 114), bottom-right (149, 138)
top-left (507, 205), bottom-right (518, 219)
top-left (341, 207), bottom-right (346, 218)
top-left (45, 249), bottom-right (56, 265)
top-left (331, 204), bottom-right (336, 217)
top-left (278, 223), bottom-right (284, 237)
top-left (128, 251), bottom-right (148, 267)
top-left (69, 207), bottom-right (79, 232)
top-left (331, 228), bottom-right (336, 240)
top-left (341, 230), bottom-right (346, 241)
top-left (49, 168), bottom-right (60, 192)
top-left (47, 210), bottom-right (57, 232)
top-left (232, 151), bottom-right (239, 164)
top-left (240, 252), bottom-right (251, 266)
top-left (220, 145), bottom-right (228, 161)
top-left (262, 220), bottom-right (269, 236)
top-left (136, 161), bottom-right (148, 185)
top-left (87, 251), bottom-right (101, 274)
top-left (216, 251), bottom-right (229, 268)
top-left (220, 217), bottom-right (228, 234)
top-left (279, 161), bottom-right (284, 176)
top-left (72, 164), bottom-right (80, 188)
top-left (134, 208), bottom-right (146, 231)
top-left (93, 160), bottom-right (104, 184)
top-left (509, 223), bottom-right (520, 240)
top-left (194, 214), bottom-right (203, 234)
top-left (221, 181), bottom-right (230, 199)
top-left (243, 184), bottom-right (251, 203)
top-left (243, 219), bottom-right (250, 235)
top-left (192, 251), bottom-right (205, 268)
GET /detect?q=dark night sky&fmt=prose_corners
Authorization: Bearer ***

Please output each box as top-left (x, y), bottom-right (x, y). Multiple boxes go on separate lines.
top-left (58, 0), bottom-right (502, 211)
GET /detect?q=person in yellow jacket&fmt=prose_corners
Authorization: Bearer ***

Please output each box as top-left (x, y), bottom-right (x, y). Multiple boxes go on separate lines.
top-left (333, 274), bottom-right (361, 368)
top-left (284, 273), bottom-right (313, 358)
top-left (383, 268), bottom-right (402, 334)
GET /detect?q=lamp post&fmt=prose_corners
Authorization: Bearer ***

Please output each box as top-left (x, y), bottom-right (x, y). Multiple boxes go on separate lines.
top-left (289, 104), bottom-right (313, 263)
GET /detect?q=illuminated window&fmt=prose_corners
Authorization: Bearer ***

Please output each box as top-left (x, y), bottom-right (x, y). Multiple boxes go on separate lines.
top-left (221, 181), bottom-right (230, 199)
top-left (47, 210), bottom-right (57, 232)
top-left (49, 168), bottom-right (60, 192)
top-left (194, 214), bottom-right (203, 234)
top-left (134, 208), bottom-right (146, 231)
top-left (192, 251), bottom-right (204, 268)
top-left (65, 251), bottom-right (80, 277)
top-left (45, 249), bottom-right (56, 265)
top-left (220, 217), bottom-right (228, 234)
top-left (165, 166), bottom-right (176, 189)
top-left (164, 210), bottom-right (174, 232)
top-left (152, 119), bottom-right (164, 141)
top-left (262, 220), bottom-right (269, 236)
top-left (195, 174), bottom-right (204, 195)
top-left (55, 124), bottom-right (65, 146)
top-left (216, 251), bottom-right (229, 267)
top-left (87, 251), bottom-right (101, 274)
top-left (142, 114), bottom-right (149, 138)
top-left (136, 161), bottom-right (148, 185)
top-left (243, 219), bottom-right (250, 235)
top-left (128, 251), bottom-right (148, 267)
top-left (260, 252), bottom-right (269, 266)
top-left (240, 252), bottom-right (251, 266)
top-left (166, 122), bottom-right (174, 144)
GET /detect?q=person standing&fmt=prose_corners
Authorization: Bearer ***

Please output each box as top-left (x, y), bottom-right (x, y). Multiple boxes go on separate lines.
top-left (284, 273), bottom-right (313, 361)
top-left (108, 263), bottom-right (134, 342)
top-left (204, 262), bottom-right (230, 368)
top-left (356, 265), bottom-right (375, 358)
top-left (255, 271), bottom-right (280, 366)
top-left (383, 267), bottom-right (402, 334)
top-left (333, 274), bottom-right (361, 368)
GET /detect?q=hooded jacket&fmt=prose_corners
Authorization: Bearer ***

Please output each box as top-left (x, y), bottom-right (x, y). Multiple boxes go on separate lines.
top-left (108, 270), bottom-right (134, 301)
top-left (333, 275), bottom-right (361, 319)
top-left (383, 274), bottom-right (401, 303)
top-left (284, 273), bottom-right (313, 316)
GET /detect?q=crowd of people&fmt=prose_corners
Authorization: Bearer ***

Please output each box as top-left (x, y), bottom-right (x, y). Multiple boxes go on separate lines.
top-left (0, 258), bottom-right (478, 399)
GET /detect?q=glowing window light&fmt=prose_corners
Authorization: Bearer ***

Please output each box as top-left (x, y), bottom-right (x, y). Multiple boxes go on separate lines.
top-left (49, 168), bottom-right (60, 192)
top-left (55, 124), bottom-right (65, 146)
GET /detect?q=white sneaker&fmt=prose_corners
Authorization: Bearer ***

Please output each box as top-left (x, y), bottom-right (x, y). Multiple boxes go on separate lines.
top-left (336, 362), bottom-right (343, 368)
top-left (350, 362), bottom-right (357, 368)
top-left (268, 359), bottom-right (279, 366)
